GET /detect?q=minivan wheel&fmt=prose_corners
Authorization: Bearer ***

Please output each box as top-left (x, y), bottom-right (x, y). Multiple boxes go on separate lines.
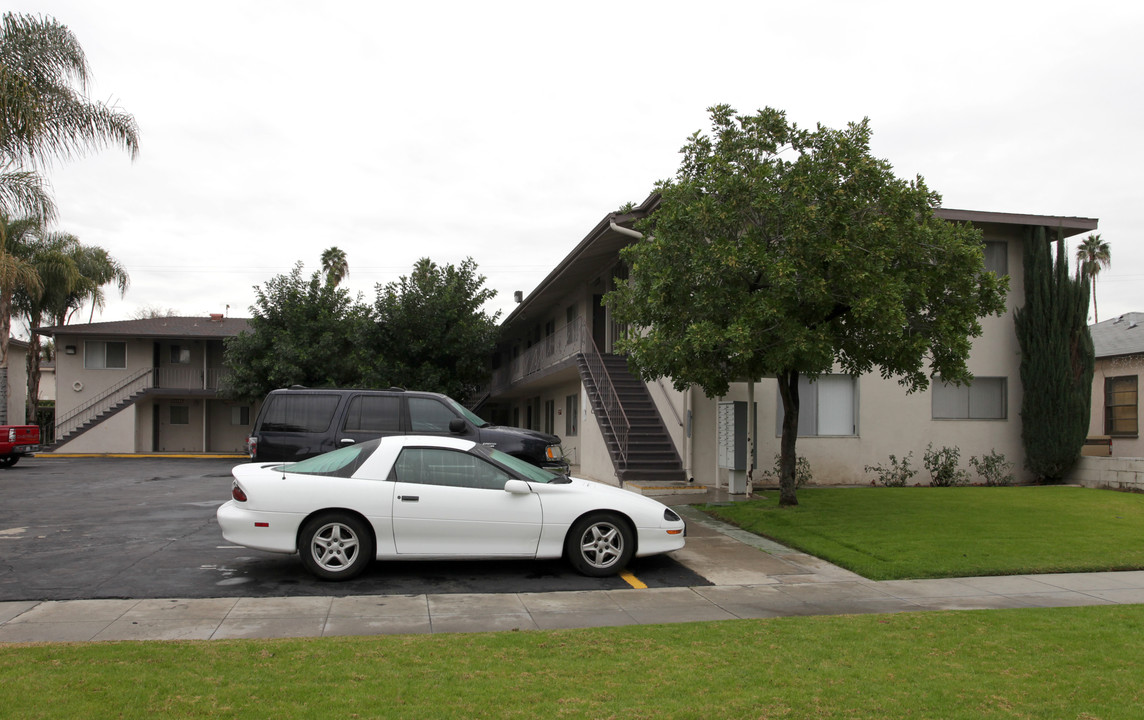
top-left (298, 512), bottom-right (374, 581)
top-left (565, 512), bottom-right (634, 577)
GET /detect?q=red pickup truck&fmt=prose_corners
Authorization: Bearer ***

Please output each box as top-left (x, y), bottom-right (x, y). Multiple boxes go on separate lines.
top-left (0, 425), bottom-right (40, 468)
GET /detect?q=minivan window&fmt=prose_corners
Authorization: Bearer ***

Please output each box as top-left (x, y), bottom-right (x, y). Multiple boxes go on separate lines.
top-left (260, 394), bottom-right (340, 433)
top-left (343, 395), bottom-right (401, 433)
top-left (408, 397), bottom-right (459, 432)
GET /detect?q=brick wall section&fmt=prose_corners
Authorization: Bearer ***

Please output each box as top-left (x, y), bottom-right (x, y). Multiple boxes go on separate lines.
top-left (1070, 456), bottom-right (1144, 492)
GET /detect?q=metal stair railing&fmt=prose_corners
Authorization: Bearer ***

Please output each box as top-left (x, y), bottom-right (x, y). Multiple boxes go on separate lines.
top-left (54, 367), bottom-right (155, 440)
top-left (579, 327), bottom-right (631, 473)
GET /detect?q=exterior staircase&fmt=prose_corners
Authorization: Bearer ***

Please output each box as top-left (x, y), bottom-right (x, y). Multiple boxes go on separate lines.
top-left (47, 368), bottom-right (154, 450)
top-left (576, 352), bottom-right (687, 484)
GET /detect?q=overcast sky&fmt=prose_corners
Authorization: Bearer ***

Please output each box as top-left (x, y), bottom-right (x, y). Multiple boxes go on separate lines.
top-left (9, 0), bottom-right (1143, 333)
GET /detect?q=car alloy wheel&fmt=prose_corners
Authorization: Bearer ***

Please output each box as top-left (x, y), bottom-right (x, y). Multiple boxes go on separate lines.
top-left (565, 512), bottom-right (634, 577)
top-left (298, 512), bottom-right (374, 581)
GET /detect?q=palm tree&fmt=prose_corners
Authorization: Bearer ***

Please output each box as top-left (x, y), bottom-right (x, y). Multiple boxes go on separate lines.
top-left (1076, 233), bottom-right (1111, 323)
top-left (12, 225), bottom-right (81, 422)
top-left (0, 215), bottom-right (42, 360)
top-left (0, 12), bottom-right (138, 422)
top-left (321, 246), bottom-right (349, 287)
top-left (0, 13), bottom-right (139, 172)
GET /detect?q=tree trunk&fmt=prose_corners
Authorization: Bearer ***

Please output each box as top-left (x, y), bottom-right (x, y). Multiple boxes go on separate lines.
top-left (776, 368), bottom-right (800, 506)
top-left (25, 315), bottom-right (41, 425)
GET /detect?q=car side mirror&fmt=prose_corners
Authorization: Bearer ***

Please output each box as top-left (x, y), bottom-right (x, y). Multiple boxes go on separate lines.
top-left (504, 479), bottom-right (532, 494)
top-left (449, 418), bottom-right (466, 434)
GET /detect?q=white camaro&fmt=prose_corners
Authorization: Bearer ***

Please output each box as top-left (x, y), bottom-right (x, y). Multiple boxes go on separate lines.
top-left (217, 435), bottom-right (686, 580)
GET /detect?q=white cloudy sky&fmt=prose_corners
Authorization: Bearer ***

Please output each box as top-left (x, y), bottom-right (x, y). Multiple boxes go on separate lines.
top-left (9, 0), bottom-right (1143, 333)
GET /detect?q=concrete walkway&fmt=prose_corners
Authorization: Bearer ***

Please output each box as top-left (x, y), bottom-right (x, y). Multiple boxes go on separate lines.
top-left (3, 505), bottom-right (1143, 643)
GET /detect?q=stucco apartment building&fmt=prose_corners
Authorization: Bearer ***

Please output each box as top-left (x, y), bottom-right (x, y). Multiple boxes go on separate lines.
top-left (36, 315), bottom-right (257, 454)
top-left (482, 194), bottom-right (1098, 489)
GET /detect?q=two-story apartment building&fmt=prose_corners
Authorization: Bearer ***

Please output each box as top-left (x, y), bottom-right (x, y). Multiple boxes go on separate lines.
top-left (483, 194), bottom-right (1098, 488)
top-left (36, 315), bottom-right (257, 454)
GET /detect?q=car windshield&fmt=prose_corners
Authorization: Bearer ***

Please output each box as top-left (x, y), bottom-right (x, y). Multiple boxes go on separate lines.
top-left (487, 448), bottom-right (562, 483)
top-left (277, 440), bottom-right (379, 478)
top-left (444, 396), bottom-right (489, 428)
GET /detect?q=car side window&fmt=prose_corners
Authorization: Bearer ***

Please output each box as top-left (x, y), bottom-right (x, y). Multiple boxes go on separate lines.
top-left (343, 395), bottom-right (401, 433)
top-left (407, 398), bottom-right (459, 433)
top-left (260, 394), bottom-right (340, 433)
top-left (392, 448), bottom-right (512, 491)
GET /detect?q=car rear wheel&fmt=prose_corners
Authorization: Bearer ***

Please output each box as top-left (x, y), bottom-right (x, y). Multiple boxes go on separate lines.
top-left (565, 512), bottom-right (634, 577)
top-left (298, 512), bottom-right (374, 581)
top-left (0, 455), bottom-right (18, 468)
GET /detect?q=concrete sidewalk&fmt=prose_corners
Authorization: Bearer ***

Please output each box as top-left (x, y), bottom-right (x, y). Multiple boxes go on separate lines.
top-left (3, 506), bottom-right (1144, 643)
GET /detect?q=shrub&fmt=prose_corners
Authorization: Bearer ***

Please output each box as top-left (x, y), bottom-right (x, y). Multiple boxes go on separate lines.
top-left (923, 444), bottom-right (970, 487)
top-left (970, 450), bottom-right (1015, 486)
top-left (758, 453), bottom-right (813, 488)
top-left (864, 452), bottom-right (918, 487)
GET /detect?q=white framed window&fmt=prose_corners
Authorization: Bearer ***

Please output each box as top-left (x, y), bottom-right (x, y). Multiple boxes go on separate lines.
top-left (170, 345), bottom-right (191, 364)
top-left (932, 377), bottom-right (1007, 420)
top-left (84, 341), bottom-right (127, 369)
top-left (231, 406), bottom-right (250, 426)
top-left (776, 374), bottom-right (858, 437)
top-left (170, 405), bottom-right (190, 425)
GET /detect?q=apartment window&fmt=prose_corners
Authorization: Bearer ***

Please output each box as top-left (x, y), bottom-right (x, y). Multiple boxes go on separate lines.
top-left (231, 406), bottom-right (250, 426)
top-left (565, 394), bottom-right (579, 436)
top-left (170, 345), bottom-right (191, 364)
top-left (84, 341), bottom-right (127, 369)
top-left (983, 240), bottom-right (1008, 276)
top-left (1105, 376), bottom-right (1138, 437)
top-left (170, 405), bottom-right (190, 425)
top-left (566, 305), bottom-right (578, 344)
top-left (776, 374), bottom-right (857, 437)
top-left (932, 377), bottom-right (1007, 419)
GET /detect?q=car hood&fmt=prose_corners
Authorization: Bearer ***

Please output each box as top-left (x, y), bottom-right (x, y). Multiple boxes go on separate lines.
top-left (480, 424), bottom-right (560, 444)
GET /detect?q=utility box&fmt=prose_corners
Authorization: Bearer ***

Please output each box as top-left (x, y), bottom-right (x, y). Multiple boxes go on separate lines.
top-left (718, 401), bottom-right (750, 494)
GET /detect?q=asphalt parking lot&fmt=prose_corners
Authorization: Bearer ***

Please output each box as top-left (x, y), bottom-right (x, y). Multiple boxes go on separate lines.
top-left (0, 457), bottom-right (708, 602)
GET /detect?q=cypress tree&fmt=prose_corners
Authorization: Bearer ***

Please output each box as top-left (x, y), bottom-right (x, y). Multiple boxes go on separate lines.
top-left (1014, 227), bottom-right (1095, 481)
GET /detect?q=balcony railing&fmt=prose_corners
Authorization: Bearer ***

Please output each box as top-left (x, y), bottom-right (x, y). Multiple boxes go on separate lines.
top-left (488, 316), bottom-right (586, 395)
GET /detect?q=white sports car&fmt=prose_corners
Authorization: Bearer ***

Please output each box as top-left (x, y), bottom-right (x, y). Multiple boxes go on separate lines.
top-left (217, 435), bottom-right (686, 580)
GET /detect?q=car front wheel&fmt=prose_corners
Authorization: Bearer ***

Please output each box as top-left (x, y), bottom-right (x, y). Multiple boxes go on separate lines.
top-left (565, 512), bottom-right (634, 577)
top-left (298, 512), bottom-right (374, 581)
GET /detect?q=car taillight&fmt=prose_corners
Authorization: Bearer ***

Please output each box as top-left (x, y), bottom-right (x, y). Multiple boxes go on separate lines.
top-left (7, 429), bottom-right (14, 442)
top-left (246, 436), bottom-right (257, 459)
top-left (232, 484), bottom-right (248, 502)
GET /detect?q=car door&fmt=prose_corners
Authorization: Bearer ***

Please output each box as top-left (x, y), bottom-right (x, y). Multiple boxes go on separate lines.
top-left (406, 396), bottom-right (473, 439)
top-left (390, 447), bottom-right (542, 556)
top-left (336, 393), bottom-right (403, 448)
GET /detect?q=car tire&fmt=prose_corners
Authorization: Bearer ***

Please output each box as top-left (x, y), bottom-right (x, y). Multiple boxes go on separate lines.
top-left (298, 512), bottom-right (374, 581)
top-left (565, 512), bottom-right (634, 577)
top-left (0, 455), bottom-right (19, 469)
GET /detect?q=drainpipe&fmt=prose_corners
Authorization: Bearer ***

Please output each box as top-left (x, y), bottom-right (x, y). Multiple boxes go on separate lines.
top-left (609, 221), bottom-right (642, 240)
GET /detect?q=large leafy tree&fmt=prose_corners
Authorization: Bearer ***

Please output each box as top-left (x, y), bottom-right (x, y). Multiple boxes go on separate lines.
top-left (370, 258), bottom-right (500, 403)
top-left (0, 12), bottom-right (138, 422)
top-left (224, 262), bottom-right (372, 403)
top-left (1015, 228), bottom-right (1094, 481)
top-left (1075, 233), bottom-right (1110, 323)
top-left (606, 105), bottom-right (1008, 505)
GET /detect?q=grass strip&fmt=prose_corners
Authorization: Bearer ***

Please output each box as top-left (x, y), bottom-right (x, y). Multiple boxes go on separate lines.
top-left (703, 486), bottom-right (1144, 580)
top-left (1, 605), bottom-right (1142, 719)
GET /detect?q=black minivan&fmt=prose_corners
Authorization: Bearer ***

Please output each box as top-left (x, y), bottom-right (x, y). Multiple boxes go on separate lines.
top-left (246, 387), bottom-right (566, 470)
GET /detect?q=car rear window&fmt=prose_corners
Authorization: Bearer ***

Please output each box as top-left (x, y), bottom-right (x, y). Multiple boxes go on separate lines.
top-left (259, 394), bottom-right (340, 433)
top-left (281, 440), bottom-right (379, 477)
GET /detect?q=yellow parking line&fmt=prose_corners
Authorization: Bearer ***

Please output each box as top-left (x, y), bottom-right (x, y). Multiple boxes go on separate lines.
top-left (620, 570), bottom-right (647, 589)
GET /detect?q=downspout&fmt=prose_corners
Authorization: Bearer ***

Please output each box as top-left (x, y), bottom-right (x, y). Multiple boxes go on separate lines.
top-left (609, 221), bottom-right (643, 241)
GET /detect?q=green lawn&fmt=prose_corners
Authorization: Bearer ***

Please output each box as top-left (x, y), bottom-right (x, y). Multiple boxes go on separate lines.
top-left (1, 605), bottom-right (1143, 719)
top-left (703, 486), bottom-right (1144, 580)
